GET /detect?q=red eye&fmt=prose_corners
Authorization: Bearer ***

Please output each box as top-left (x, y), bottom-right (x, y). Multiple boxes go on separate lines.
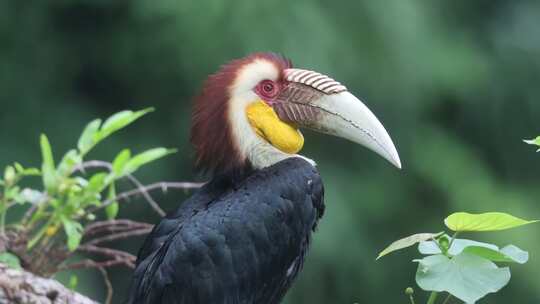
top-left (256, 80), bottom-right (280, 100)
top-left (263, 83), bottom-right (274, 92)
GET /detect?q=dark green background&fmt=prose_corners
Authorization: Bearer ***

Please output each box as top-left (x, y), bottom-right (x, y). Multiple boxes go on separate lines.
top-left (1, 1), bottom-right (540, 303)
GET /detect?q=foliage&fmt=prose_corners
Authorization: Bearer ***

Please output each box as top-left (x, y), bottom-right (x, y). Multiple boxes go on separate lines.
top-left (0, 108), bottom-right (176, 277)
top-left (524, 137), bottom-right (540, 152)
top-left (378, 212), bottom-right (538, 304)
top-left (2, 1), bottom-right (540, 303)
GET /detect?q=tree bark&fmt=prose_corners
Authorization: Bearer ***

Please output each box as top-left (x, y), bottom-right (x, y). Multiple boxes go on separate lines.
top-left (0, 263), bottom-right (98, 304)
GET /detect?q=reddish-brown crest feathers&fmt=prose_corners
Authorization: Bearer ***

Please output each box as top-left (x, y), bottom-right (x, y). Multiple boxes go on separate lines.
top-left (190, 52), bottom-right (292, 175)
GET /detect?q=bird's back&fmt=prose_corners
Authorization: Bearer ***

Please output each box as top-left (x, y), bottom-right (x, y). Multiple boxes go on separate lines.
top-left (128, 157), bottom-right (325, 304)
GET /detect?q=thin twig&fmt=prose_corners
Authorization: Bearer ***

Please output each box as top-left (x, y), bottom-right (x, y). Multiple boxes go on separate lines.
top-left (77, 245), bottom-right (136, 266)
top-left (84, 228), bottom-right (152, 246)
top-left (97, 267), bottom-right (113, 304)
top-left (73, 160), bottom-right (165, 216)
top-left (88, 181), bottom-right (202, 214)
top-left (84, 220), bottom-right (153, 237)
top-left (124, 174), bottom-right (165, 217)
top-left (60, 258), bottom-right (134, 271)
top-left (73, 160), bottom-right (203, 217)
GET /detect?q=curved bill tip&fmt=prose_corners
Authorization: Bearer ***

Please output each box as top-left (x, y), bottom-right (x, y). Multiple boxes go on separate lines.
top-left (383, 142), bottom-right (402, 169)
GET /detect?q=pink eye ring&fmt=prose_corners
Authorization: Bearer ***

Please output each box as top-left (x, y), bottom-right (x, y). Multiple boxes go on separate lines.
top-left (256, 80), bottom-right (280, 100)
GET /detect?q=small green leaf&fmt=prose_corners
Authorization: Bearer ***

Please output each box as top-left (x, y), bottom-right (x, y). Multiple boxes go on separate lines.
top-left (463, 245), bottom-right (529, 264)
top-left (3, 165), bottom-right (15, 185)
top-left (524, 136), bottom-right (540, 152)
top-left (77, 119), bottom-right (102, 154)
top-left (40, 134), bottom-right (59, 194)
top-left (57, 149), bottom-right (82, 176)
top-left (14, 162), bottom-right (24, 173)
top-left (87, 173), bottom-right (107, 193)
top-left (61, 217), bottom-right (83, 251)
top-left (122, 148), bottom-right (176, 176)
top-left (377, 233), bottom-right (441, 260)
top-left (97, 108), bottom-right (154, 142)
top-left (112, 149), bottom-right (131, 176)
top-left (105, 184), bottom-right (119, 219)
top-left (0, 252), bottom-right (21, 269)
top-left (415, 253), bottom-right (510, 303)
top-left (69, 275), bottom-right (79, 290)
top-left (13, 162), bottom-right (40, 176)
top-left (445, 212), bottom-right (539, 232)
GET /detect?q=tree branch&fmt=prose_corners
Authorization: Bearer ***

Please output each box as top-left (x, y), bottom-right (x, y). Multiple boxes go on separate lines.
top-left (0, 263), bottom-right (98, 304)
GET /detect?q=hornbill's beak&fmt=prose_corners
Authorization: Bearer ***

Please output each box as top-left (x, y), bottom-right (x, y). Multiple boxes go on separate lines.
top-left (273, 68), bottom-right (402, 169)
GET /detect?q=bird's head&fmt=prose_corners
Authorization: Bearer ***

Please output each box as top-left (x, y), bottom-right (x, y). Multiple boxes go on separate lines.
top-left (191, 53), bottom-right (401, 175)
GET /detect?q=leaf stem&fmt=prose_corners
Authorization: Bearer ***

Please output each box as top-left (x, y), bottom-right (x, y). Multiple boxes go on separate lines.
top-left (448, 232), bottom-right (459, 250)
top-left (441, 293), bottom-right (453, 304)
top-left (0, 188), bottom-right (8, 235)
top-left (427, 292), bottom-right (438, 304)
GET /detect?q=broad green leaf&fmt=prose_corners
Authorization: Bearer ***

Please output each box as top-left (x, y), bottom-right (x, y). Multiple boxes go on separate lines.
top-left (57, 149), bottom-right (82, 176)
top-left (122, 148), bottom-right (176, 176)
top-left (415, 253), bottom-right (510, 303)
top-left (105, 183), bottom-right (119, 219)
top-left (61, 217), bottom-right (83, 251)
top-left (524, 136), bottom-right (540, 152)
top-left (463, 245), bottom-right (528, 264)
top-left (377, 233), bottom-right (441, 260)
top-left (77, 118), bottom-right (101, 154)
top-left (445, 212), bottom-right (538, 232)
top-left (97, 108), bottom-right (154, 141)
top-left (112, 149), bottom-right (131, 176)
top-left (40, 134), bottom-right (58, 194)
top-left (419, 238), bottom-right (498, 255)
top-left (0, 252), bottom-right (21, 269)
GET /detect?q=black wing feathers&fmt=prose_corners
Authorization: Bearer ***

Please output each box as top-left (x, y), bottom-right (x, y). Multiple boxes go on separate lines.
top-left (128, 158), bottom-right (324, 304)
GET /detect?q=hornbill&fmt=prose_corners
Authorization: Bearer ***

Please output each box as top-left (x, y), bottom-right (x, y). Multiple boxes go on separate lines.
top-left (128, 53), bottom-right (401, 304)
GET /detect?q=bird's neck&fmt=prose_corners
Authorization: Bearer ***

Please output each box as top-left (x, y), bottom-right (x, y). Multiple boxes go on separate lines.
top-left (228, 96), bottom-right (315, 170)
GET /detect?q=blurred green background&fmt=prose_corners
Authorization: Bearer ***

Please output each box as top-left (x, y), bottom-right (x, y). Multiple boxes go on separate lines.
top-left (1, 1), bottom-right (540, 303)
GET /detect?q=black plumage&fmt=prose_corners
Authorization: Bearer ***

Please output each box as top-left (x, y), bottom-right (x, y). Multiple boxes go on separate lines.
top-left (128, 157), bottom-right (325, 304)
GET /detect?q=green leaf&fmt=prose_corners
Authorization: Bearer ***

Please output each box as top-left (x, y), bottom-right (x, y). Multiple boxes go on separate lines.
top-left (122, 147), bottom-right (176, 176)
top-left (0, 252), bottom-right (21, 269)
top-left (112, 149), bottom-right (131, 176)
top-left (87, 173), bottom-right (107, 195)
top-left (57, 149), bottom-right (82, 176)
top-left (40, 134), bottom-right (58, 194)
top-left (97, 108), bottom-right (154, 142)
top-left (377, 232), bottom-right (441, 260)
top-left (14, 162), bottom-right (40, 176)
top-left (419, 238), bottom-right (498, 255)
top-left (445, 212), bottom-right (539, 232)
top-left (3, 165), bottom-right (15, 185)
top-left (463, 245), bottom-right (529, 264)
top-left (61, 217), bottom-right (83, 251)
top-left (69, 275), bottom-right (79, 290)
top-left (77, 119), bottom-right (102, 155)
top-left (105, 184), bottom-right (119, 219)
top-left (524, 136), bottom-right (540, 152)
top-left (415, 253), bottom-right (510, 303)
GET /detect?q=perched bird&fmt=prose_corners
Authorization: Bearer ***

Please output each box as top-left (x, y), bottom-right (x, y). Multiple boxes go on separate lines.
top-left (128, 53), bottom-right (401, 304)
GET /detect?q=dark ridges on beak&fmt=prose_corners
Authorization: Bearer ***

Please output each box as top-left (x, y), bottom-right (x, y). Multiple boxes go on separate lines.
top-left (274, 68), bottom-right (402, 169)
